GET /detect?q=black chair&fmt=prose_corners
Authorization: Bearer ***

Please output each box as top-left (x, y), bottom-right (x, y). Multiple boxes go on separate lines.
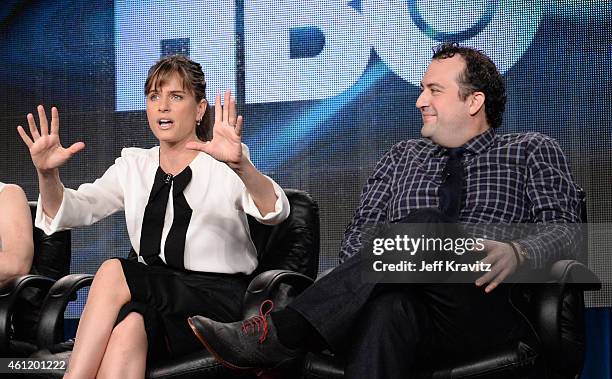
top-left (301, 192), bottom-right (601, 379)
top-left (31, 189), bottom-right (320, 378)
top-left (0, 202), bottom-right (71, 357)
top-left (301, 260), bottom-right (600, 379)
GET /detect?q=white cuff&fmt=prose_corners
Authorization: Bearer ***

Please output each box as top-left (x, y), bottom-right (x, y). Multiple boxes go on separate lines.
top-left (34, 193), bottom-right (68, 235)
top-left (242, 178), bottom-right (290, 225)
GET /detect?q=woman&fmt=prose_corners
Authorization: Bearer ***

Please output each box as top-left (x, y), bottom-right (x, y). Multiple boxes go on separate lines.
top-left (17, 55), bottom-right (289, 378)
top-left (0, 182), bottom-right (34, 287)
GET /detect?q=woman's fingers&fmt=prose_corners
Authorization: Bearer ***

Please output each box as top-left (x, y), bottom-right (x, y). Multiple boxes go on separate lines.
top-left (50, 107), bottom-right (60, 135)
top-left (228, 101), bottom-right (237, 127)
top-left (37, 105), bottom-right (49, 136)
top-left (223, 90), bottom-right (231, 123)
top-left (214, 93), bottom-right (222, 124)
top-left (16, 125), bottom-right (33, 148)
top-left (67, 141), bottom-right (86, 155)
top-left (27, 113), bottom-right (40, 140)
top-left (235, 115), bottom-right (243, 137)
top-left (185, 140), bottom-right (210, 153)
top-left (213, 90), bottom-right (242, 136)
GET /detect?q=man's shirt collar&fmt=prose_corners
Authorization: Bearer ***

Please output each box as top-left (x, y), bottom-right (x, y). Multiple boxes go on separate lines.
top-left (427, 128), bottom-right (496, 157)
top-left (463, 128), bottom-right (496, 155)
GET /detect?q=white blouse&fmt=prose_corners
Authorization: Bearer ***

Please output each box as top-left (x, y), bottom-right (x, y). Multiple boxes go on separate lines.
top-left (35, 147), bottom-right (290, 274)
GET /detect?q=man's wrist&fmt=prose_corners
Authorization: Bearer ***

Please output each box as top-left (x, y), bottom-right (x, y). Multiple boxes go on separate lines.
top-left (509, 241), bottom-right (529, 265)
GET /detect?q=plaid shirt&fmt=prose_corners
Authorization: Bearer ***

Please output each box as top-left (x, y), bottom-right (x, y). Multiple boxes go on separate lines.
top-left (340, 128), bottom-right (581, 269)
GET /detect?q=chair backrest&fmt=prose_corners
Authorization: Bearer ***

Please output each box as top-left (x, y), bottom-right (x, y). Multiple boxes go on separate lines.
top-left (28, 203), bottom-right (71, 280)
top-left (248, 189), bottom-right (320, 280)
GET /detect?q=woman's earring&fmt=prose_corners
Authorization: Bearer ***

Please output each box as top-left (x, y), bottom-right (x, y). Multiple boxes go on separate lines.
top-left (196, 119), bottom-right (201, 126)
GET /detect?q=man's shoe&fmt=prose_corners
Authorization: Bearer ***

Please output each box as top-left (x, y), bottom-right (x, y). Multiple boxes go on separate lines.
top-left (188, 299), bottom-right (302, 370)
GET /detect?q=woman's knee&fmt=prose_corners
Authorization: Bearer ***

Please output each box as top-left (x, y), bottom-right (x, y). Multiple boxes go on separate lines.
top-left (90, 259), bottom-right (130, 301)
top-left (112, 312), bottom-right (146, 341)
top-left (95, 258), bottom-right (123, 277)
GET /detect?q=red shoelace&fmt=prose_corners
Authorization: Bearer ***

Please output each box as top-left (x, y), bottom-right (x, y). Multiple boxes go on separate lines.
top-left (241, 299), bottom-right (274, 344)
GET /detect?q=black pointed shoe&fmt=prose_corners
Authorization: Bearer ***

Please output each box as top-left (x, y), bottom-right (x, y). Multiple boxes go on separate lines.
top-left (188, 299), bottom-right (302, 370)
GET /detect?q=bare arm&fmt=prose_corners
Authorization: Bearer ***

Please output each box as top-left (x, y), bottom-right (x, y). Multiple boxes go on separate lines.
top-left (0, 185), bottom-right (34, 285)
top-left (232, 152), bottom-right (277, 215)
top-left (37, 169), bottom-right (64, 218)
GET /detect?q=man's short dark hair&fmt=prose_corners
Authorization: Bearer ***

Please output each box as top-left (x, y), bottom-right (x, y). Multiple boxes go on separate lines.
top-left (432, 43), bottom-right (506, 129)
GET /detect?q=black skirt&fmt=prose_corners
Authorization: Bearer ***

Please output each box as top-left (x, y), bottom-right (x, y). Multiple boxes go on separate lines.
top-left (113, 257), bottom-right (248, 361)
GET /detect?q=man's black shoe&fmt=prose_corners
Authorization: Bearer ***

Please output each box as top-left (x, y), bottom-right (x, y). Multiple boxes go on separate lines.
top-left (188, 299), bottom-right (302, 370)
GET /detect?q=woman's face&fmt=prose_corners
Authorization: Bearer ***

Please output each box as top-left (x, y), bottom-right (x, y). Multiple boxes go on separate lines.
top-left (146, 73), bottom-right (206, 146)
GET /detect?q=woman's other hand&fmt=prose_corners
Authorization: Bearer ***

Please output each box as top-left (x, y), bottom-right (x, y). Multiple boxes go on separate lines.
top-left (17, 105), bottom-right (85, 175)
top-left (186, 90), bottom-right (243, 169)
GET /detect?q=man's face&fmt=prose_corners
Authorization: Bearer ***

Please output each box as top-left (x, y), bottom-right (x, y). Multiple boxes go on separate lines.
top-left (416, 55), bottom-right (474, 147)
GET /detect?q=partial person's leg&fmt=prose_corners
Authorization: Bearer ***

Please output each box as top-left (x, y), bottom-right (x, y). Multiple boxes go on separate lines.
top-left (96, 312), bottom-right (147, 379)
top-left (343, 287), bottom-right (522, 379)
top-left (287, 208), bottom-right (455, 351)
top-left (64, 259), bottom-right (131, 379)
top-left (188, 249), bottom-right (381, 369)
top-left (287, 248), bottom-right (377, 351)
top-left (420, 284), bottom-right (524, 358)
top-left (344, 290), bottom-right (428, 379)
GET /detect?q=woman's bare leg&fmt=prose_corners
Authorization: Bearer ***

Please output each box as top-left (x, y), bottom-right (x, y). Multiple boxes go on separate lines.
top-left (96, 312), bottom-right (147, 379)
top-left (63, 259), bottom-right (131, 379)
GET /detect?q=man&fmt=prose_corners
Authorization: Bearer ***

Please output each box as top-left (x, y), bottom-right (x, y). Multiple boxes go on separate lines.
top-left (188, 43), bottom-right (580, 378)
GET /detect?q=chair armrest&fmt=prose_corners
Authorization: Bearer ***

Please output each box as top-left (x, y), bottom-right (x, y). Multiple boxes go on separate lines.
top-left (36, 274), bottom-right (94, 349)
top-left (547, 260), bottom-right (601, 290)
top-left (527, 260), bottom-right (599, 374)
top-left (0, 275), bottom-right (56, 355)
top-left (302, 351), bottom-right (345, 379)
top-left (243, 270), bottom-right (314, 319)
top-left (532, 283), bottom-right (585, 374)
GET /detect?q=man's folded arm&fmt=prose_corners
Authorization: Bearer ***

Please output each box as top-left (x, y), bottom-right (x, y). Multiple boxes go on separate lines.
top-left (516, 136), bottom-right (581, 269)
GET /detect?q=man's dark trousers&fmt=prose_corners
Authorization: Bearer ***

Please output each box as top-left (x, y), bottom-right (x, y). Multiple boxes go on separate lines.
top-left (288, 209), bottom-right (525, 378)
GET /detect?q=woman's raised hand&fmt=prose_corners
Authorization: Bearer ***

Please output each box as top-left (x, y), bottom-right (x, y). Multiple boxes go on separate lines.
top-left (186, 90), bottom-right (243, 169)
top-left (17, 106), bottom-right (85, 174)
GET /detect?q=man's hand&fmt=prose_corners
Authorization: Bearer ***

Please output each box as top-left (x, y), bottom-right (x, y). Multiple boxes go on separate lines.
top-left (475, 240), bottom-right (519, 293)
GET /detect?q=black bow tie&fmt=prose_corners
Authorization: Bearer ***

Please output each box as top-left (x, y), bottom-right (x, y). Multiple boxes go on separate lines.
top-left (139, 166), bottom-right (193, 269)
